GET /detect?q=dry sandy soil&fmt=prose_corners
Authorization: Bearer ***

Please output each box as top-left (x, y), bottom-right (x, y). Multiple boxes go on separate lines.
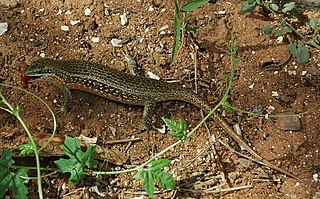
top-left (0, 0), bottom-right (319, 198)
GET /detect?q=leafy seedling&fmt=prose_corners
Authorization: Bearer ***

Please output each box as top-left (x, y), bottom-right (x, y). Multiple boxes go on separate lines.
top-left (54, 135), bottom-right (98, 184)
top-left (162, 118), bottom-right (187, 141)
top-left (288, 42), bottom-right (310, 64)
top-left (0, 150), bottom-right (29, 199)
top-left (240, 0), bottom-right (320, 64)
top-left (172, 0), bottom-right (209, 61)
top-left (134, 159), bottom-right (176, 197)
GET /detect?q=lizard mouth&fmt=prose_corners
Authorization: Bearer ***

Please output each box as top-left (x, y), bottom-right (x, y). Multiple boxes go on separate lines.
top-left (21, 73), bottom-right (51, 87)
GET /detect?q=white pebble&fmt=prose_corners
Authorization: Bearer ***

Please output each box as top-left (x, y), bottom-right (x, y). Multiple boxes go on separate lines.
top-left (70, 20), bottom-right (80, 25)
top-left (91, 37), bottom-right (100, 43)
top-left (159, 25), bottom-right (169, 32)
top-left (57, 9), bottom-right (62, 15)
top-left (84, 8), bottom-right (91, 16)
top-left (148, 6), bottom-right (154, 12)
top-left (110, 38), bottom-right (122, 47)
top-left (39, 52), bottom-right (45, 58)
top-left (61, 25), bottom-right (69, 31)
top-left (217, 10), bottom-right (226, 15)
top-left (276, 36), bottom-right (284, 43)
top-left (248, 83), bottom-right (254, 89)
top-left (120, 13), bottom-right (128, 26)
top-left (147, 71), bottom-right (160, 80)
top-left (271, 91), bottom-right (279, 97)
top-left (65, 10), bottom-right (72, 15)
top-left (288, 70), bottom-right (296, 75)
top-left (0, 22), bottom-right (8, 35)
top-left (313, 173), bottom-right (319, 182)
top-left (301, 71), bottom-right (307, 76)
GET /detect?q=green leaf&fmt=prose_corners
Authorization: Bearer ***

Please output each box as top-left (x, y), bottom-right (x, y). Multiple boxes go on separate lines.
top-left (174, 0), bottom-right (179, 16)
top-left (134, 159), bottom-right (176, 197)
top-left (0, 150), bottom-right (29, 199)
top-left (172, 16), bottom-right (181, 61)
top-left (54, 136), bottom-right (98, 184)
top-left (309, 17), bottom-right (318, 29)
top-left (143, 171), bottom-right (155, 197)
top-left (148, 159), bottom-right (171, 171)
top-left (282, 2), bottom-right (295, 13)
top-left (185, 23), bottom-right (197, 34)
top-left (288, 42), bottom-right (310, 64)
top-left (181, 0), bottom-right (209, 12)
top-left (262, 25), bottom-right (272, 35)
top-left (18, 142), bottom-right (35, 155)
top-left (270, 3), bottom-right (279, 11)
top-left (240, 0), bottom-right (256, 15)
top-left (154, 170), bottom-right (176, 190)
top-left (274, 29), bottom-right (282, 37)
top-left (162, 118), bottom-right (187, 140)
top-left (283, 25), bottom-right (292, 33)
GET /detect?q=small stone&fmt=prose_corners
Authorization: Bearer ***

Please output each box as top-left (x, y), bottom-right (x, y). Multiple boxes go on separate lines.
top-left (65, 10), bottom-right (72, 15)
top-left (271, 91), bottom-right (279, 97)
top-left (147, 71), bottom-right (160, 80)
top-left (91, 37), bottom-right (99, 43)
top-left (60, 25), bottom-right (70, 31)
top-left (70, 20), bottom-right (81, 25)
top-left (313, 173), bottom-right (318, 182)
top-left (84, 8), bottom-right (91, 16)
top-left (120, 13), bottom-right (128, 26)
top-left (104, 8), bottom-right (110, 16)
top-left (272, 112), bottom-right (301, 131)
top-left (110, 38), bottom-right (123, 47)
top-left (0, 22), bottom-right (8, 35)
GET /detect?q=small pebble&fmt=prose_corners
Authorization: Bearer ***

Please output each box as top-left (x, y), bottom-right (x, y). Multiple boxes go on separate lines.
top-left (271, 91), bottom-right (279, 97)
top-left (313, 173), bottom-right (319, 182)
top-left (111, 38), bottom-right (123, 47)
top-left (65, 10), bottom-right (72, 15)
top-left (120, 13), bottom-right (128, 26)
top-left (91, 37), bottom-right (99, 43)
top-left (70, 20), bottom-right (80, 25)
top-left (0, 22), bottom-right (8, 35)
top-left (147, 71), bottom-right (160, 80)
top-left (84, 8), bottom-right (91, 16)
top-left (61, 25), bottom-right (70, 31)
top-left (148, 6), bottom-right (154, 12)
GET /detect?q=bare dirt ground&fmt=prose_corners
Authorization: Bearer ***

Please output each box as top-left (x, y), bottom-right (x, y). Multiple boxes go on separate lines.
top-left (0, 0), bottom-right (319, 198)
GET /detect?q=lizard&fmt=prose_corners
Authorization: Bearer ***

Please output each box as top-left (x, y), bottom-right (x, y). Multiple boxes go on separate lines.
top-left (23, 55), bottom-right (299, 180)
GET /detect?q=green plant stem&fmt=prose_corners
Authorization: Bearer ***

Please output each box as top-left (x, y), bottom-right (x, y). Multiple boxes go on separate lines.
top-left (0, 84), bottom-right (57, 151)
top-left (262, 0), bottom-right (320, 49)
top-left (91, 40), bottom-right (238, 176)
top-left (0, 93), bottom-right (43, 199)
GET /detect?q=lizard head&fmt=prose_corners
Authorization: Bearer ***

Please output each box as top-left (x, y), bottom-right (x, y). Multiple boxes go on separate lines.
top-left (25, 58), bottom-right (56, 78)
